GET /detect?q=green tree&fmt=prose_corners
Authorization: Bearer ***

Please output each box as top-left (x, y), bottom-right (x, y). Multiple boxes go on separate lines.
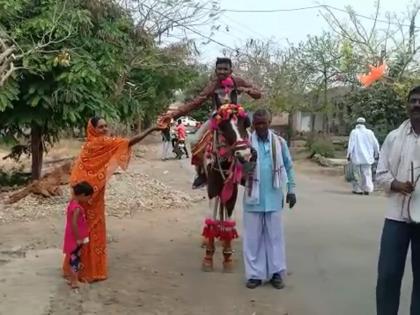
top-left (0, 0), bottom-right (202, 179)
top-left (291, 33), bottom-right (343, 132)
top-left (343, 83), bottom-right (407, 143)
top-left (180, 68), bottom-right (212, 122)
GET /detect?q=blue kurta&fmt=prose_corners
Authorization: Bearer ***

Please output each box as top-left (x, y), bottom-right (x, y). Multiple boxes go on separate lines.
top-left (244, 136), bottom-right (296, 213)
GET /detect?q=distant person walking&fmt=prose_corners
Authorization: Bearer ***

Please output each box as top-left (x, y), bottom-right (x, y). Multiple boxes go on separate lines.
top-left (161, 127), bottom-right (171, 160)
top-left (175, 119), bottom-right (189, 159)
top-left (347, 117), bottom-right (380, 195)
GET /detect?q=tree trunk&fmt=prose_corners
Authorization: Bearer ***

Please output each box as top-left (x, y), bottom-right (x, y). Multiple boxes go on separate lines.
top-left (322, 70), bottom-right (330, 134)
top-left (137, 115), bottom-right (142, 133)
top-left (311, 113), bottom-right (316, 132)
top-left (287, 111), bottom-right (294, 147)
top-left (31, 123), bottom-right (43, 180)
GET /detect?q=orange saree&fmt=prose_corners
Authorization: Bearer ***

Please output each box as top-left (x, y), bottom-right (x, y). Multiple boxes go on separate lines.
top-left (63, 120), bottom-right (131, 282)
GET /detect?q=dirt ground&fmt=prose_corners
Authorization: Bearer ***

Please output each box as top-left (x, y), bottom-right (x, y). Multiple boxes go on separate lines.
top-left (1, 138), bottom-right (406, 315)
top-left (0, 140), bottom-right (290, 315)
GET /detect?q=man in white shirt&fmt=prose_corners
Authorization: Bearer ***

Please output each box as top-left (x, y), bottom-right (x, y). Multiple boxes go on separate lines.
top-left (347, 117), bottom-right (380, 195)
top-left (375, 86), bottom-right (420, 315)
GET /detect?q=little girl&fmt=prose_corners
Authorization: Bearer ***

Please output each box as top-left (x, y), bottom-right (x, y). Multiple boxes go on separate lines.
top-left (63, 181), bottom-right (93, 288)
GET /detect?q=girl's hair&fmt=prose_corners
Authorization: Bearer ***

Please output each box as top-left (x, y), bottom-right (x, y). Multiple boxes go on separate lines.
top-left (90, 116), bottom-right (103, 128)
top-left (73, 181), bottom-right (94, 196)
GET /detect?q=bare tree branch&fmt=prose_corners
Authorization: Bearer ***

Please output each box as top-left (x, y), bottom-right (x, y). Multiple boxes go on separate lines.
top-left (369, 0), bottom-right (381, 42)
top-left (0, 62), bottom-right (16, 86)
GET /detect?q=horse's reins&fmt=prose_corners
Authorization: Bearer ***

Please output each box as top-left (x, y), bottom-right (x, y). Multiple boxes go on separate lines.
top-left (212, 131), bottom-right (249, 181)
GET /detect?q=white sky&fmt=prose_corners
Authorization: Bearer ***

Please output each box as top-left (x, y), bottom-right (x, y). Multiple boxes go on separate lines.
top-left (181, 0), bottom-right (418, 63)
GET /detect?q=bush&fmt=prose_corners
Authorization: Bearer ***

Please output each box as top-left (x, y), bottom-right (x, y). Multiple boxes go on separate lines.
top-left (307, 135), bottom-right (336, 158)
top-left (0, 171), bottom-right (30, 187)
top-left (0, 163), bottom-right (29, 188)
top-left (311, 139), bottom-right (335, 158)
top-left (305, 132), bottom-right (316, 149)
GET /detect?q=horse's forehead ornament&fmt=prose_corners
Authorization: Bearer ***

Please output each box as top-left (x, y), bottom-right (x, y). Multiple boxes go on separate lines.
top-left (211, 104), bottom-right (247, 130)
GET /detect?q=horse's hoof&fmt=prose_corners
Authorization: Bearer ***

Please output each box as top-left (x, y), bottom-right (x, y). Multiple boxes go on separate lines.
top-left (202, 258), bottom-right (214, 272)
top-left (201, 239), bottom-right (208, 248)
top-left (223, 261), bottom-right (234, 273)
top-left (202, 263), bottom-right (214, 272)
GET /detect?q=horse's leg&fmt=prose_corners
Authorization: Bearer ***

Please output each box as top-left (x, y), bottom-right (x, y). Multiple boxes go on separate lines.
top-left (201, 164), bottom-right (224, 271)
top-left (221, 185), bottom-right (238, 273)
top-left (199, 160), bottom-right (208, 248)
top-left (201, 197), bottom-right (219, 272)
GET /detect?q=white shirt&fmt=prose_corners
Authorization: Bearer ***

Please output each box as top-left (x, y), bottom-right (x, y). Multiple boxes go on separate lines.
top-left (347, 125), bottom-right (380, 165)
top-left (376, 125), bottom-right (420, 221)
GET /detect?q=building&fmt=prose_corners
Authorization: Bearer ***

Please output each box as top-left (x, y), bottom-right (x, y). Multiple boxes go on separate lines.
top-left (271, 112), bottom-right (289, 138)
top-left (292, 86), bottom-right (352, 135)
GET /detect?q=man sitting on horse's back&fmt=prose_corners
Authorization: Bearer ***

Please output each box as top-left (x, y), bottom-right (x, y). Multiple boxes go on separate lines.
top-left (158, 57), bottom-right (262, 189)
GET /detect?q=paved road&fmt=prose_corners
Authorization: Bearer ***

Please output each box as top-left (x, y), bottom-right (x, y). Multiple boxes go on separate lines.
top-left (279, 169), bottom-right (412, 315)
top-left (180, 158), bottom-right (413, 315)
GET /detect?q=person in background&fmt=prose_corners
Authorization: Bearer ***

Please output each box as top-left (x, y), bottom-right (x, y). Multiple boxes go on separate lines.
top-left (375, 86), bottom-right (420, 315)
top-left (161, 126), bottom-right (171, 160)
top-left (242, 109), bottom-right (296, 290)
top-left (176, 119), bottom-right (189, 158)
top-left (347, 117), bottom-right (380, 195)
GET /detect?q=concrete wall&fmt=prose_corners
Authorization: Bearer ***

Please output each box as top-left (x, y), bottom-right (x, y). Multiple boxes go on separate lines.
top-left (293, 112), bottom-right (324, 133)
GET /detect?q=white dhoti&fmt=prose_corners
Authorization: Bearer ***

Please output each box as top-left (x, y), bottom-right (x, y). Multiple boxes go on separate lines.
top-left (161, 141), bottom-right (171, 159)
top-left (352, 163), bottom-right (374, 193)
top-left (243, 210), bottom-right (286, 281)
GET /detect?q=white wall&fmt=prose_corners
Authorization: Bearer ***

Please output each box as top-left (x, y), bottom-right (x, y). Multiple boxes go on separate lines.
top-left (294, 112), bottom-right (312, 132)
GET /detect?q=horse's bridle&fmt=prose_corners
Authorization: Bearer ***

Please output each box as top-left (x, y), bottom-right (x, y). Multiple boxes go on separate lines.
top-left (211, 130), bottom-right (250, 181)
top-left (209, 104), bottom-right (251, 180)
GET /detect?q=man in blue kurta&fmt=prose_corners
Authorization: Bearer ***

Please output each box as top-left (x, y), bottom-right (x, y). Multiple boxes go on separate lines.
top-left (243, 109), bottom-right (297, 289)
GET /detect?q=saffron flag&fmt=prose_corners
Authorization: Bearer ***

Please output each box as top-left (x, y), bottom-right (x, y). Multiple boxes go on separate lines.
top-left (357, 64), bottom-right (386, 87)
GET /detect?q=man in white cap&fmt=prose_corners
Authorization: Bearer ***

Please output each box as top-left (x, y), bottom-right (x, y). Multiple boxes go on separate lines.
top-left (347, 117), bottom-right (380, 195)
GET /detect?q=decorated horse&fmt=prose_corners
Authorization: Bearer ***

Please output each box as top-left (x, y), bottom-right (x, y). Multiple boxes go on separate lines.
top-left (199, 103), bottom-right (254, 272)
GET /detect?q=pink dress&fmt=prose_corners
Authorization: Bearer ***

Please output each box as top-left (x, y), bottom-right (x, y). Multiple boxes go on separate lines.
top-left (63, 200), bottom-right (90, 254)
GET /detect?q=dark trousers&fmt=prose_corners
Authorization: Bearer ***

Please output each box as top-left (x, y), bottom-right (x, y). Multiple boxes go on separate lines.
top-left (174, 140), bottom-right (189, 158)
top-left (376, 219), bottom-right (420, 315)
top-left (179, 140), bottom-right (189, 157)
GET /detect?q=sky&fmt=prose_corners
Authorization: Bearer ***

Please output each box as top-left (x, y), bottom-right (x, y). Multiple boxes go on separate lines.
top-left (176, 0), bottom-right (417, 63)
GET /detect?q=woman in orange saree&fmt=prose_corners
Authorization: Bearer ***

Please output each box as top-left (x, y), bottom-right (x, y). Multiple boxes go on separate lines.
top-left (63, 117), bottom-right (157, 282)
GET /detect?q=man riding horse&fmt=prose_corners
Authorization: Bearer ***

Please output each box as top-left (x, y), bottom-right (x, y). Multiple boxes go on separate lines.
top-left (158, 57), bottom-right (262, 188)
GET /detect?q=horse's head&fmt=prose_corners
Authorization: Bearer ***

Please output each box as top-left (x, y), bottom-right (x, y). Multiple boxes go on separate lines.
top-left (211, 104), bottom-right (251, 162)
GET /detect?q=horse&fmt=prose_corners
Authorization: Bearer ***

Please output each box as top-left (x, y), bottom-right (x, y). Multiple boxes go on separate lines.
top-left (201, 104), bottom-right (253, 272)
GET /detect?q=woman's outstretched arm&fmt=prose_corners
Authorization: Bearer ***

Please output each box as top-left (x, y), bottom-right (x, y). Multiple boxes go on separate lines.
top-left (128, 126), bottom-right (160, 147)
